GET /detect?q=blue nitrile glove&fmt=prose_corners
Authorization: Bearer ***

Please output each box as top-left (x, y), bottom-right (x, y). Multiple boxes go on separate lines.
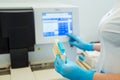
top-left (66, 33), bottom-right (94, 51)
top-left (78, 55), bottom-right (85, 62)
top-left (54, 54), bottom-right (95, 80)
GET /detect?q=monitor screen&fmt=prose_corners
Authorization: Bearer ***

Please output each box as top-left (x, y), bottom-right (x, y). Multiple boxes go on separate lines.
top-left (42, 12), bottom-right (72, 37)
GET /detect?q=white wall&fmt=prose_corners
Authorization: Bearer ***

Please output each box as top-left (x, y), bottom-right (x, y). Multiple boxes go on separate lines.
top-left (40, 0), bottom-right (114, 42)
top-left (0, 0), bottom-right (114, 42)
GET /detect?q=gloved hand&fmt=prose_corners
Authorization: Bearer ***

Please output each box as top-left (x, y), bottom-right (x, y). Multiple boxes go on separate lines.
top-left (54, 54), bottom-right (95, 80)
top-left (66, 33), bottom-right (94, 51)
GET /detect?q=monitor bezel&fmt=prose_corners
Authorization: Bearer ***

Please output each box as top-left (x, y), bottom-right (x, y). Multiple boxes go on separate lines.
top-left (34, 7), bottom-right (80, 44)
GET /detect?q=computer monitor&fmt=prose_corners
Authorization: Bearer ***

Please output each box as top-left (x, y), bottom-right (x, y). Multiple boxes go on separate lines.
top-left (34, 3), bottom-right (80, 44)
top-left (0, 8), bottom-right (35, 68)
top-left (0, 9), bottom-right (35, 54)
top-left (42, 12), bottom-right (72, 37)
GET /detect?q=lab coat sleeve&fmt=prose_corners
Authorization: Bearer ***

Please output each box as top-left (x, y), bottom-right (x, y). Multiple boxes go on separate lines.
top-left (100, 9), bottom-right (120, 47)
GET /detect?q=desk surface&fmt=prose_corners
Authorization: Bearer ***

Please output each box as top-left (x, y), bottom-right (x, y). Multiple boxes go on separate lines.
top-left (0, 68), bottom-right (68, 80)
top-left (33, 69), bottom-right (68, 80)
top-left (0, 75), bottom-right (10, 80)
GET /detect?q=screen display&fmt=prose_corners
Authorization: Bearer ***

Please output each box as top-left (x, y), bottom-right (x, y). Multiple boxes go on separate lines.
top-left (42, 12), bottom-right (72, 37)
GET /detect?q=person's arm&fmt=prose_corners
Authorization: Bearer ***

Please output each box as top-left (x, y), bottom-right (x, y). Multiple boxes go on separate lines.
top-left (93, 43), bottom-right (101, 51)
top-left (66, 34), bottom-right (101, 51)
top-left (54, 54), bottom-right (95, 80)
top-left (93, 73), bottom-right (120, 80)
top-left (54, 55), bottom-right (120, 80)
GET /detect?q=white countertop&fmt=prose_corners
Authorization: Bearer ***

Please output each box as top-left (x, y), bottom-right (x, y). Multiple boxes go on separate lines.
top-left (0, 67), bottom-right (68, 80)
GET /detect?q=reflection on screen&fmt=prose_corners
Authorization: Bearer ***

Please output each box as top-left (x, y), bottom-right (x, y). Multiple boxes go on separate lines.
top-left (42, 12), bottom-right (72, 37)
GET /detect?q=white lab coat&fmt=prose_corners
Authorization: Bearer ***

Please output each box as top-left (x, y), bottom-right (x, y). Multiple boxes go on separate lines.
top-left (96, 8), bottom-right (120, 73)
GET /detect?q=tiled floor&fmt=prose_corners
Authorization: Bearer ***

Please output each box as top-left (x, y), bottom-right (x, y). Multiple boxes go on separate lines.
top-left (0, 67), bottom-right (68, 80)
